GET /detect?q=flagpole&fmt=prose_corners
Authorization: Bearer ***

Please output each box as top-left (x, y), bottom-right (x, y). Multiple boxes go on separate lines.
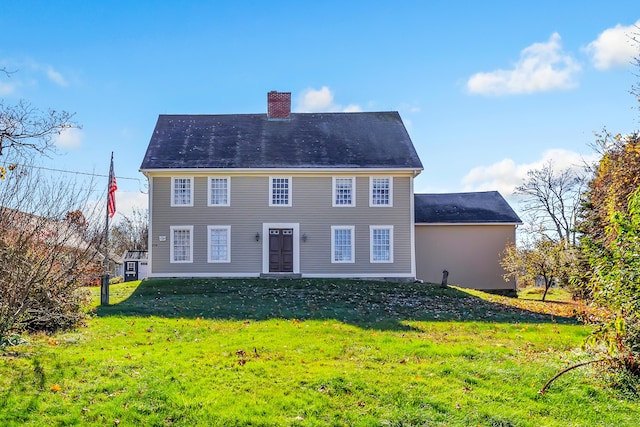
top-left (101, 152), bottom-right (114, 306)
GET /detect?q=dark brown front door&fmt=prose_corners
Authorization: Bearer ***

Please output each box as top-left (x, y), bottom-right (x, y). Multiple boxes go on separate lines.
top-left (269, 229), bottom-right (294, 272)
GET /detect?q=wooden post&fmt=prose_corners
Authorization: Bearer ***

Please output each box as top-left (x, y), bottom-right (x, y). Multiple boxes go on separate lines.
top-left (100, 274), bottom-right (110, 305)
top-left (441, 270), bottom-right (449, 288)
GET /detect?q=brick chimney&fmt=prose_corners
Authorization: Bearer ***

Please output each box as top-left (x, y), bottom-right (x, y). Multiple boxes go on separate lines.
top-left (267, 91), bottom-right (291, 120)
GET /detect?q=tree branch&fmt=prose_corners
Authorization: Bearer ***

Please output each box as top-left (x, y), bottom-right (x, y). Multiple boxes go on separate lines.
top-left (538, 358), bottom-right (610, 394)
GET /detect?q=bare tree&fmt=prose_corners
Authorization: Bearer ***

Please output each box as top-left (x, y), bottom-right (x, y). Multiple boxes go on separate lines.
top-left (0, 160), bottom-right (103, 338)
top-left (515, 160), bottom-right (588, 246)
top-left (0, 69), bottom-right (94, 340)
top-left (110, 208), bottom-right (149, 257)
top-left (630, 25), bottom-right (640, 113)
top-left (1, 68), bottom-right (78, 159)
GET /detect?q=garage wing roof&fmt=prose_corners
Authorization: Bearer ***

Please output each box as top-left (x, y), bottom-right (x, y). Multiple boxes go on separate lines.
top-left (140, 112), bottom-right (423, 170)
top-left (414, 191), bottom-right (522, 224)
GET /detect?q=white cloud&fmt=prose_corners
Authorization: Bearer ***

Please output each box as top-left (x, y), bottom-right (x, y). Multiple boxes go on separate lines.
top-left (46, 65), bottom-right (68, 87)
top-left (84, 190), bottom-right (148, 226)
top-left (342, 104), bottom-right (363, 113)
top-left (0, 81), bottom-right (16, 96)
top-left (296, 86), bottom-right (363, 112)
top-left (54, 128), bottom-right (83, 149)
top-left (461, 148), bottom-right (597, 196)
top-left (298, 86), bottom-right (333, 111)
top-left (112, 190), bottom-right (148, 222)
top-left (398, 102), bottom-right (421, 114)
top-left (584, 20), bottom-right (640, 70)
top-left (467, 33), bottom-right (581, 96)
top-left (0, 63), bottom-right (20, 96)
top-left (2, 59), bottom-right (71, 91)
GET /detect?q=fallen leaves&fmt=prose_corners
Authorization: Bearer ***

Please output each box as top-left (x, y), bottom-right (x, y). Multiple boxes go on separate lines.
top-left (100, 278), bottom-right (591, 333)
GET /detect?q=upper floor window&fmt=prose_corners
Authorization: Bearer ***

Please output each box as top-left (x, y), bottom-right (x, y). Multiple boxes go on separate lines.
top-left (208, 226), bottom-right (231, 263)
top-left (270, 177), bottom-right (291, 207)
top-left (209, 177), bottom-right (230, 206)
top-left (171, 177), bottom-right (194, 207)
top-left (170, 225), bottom-right (193, 263)
top-left (333, 177), bottom-right (355, 207)
top-left (370, 225), bottom-right (393, 263)
top-left (370, 177), bottom-right (393, 207)
top-left (331, 226), bottom-right (355, 263)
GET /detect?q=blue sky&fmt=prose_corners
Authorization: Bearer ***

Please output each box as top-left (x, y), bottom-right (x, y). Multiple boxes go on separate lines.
top-left (1, 1), bottom-right (639, 219)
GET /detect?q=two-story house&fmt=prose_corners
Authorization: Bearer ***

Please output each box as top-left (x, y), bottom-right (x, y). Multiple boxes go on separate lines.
top-left (140, 92), bottom-right (423, 281)
top-left (140, 91), bottom-right (521, 293)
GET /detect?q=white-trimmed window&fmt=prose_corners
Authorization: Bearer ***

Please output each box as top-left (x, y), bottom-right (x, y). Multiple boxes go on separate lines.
top-left (370, 177), bottom-right (392, 207)
top-left (208, 226), bottom-right (231, 263)
top-left (208, 177), bottom-right (230, 206)
top-left (171, 177), bottom-right (194, 207)
top-left (331, 226), bottom-right (355, 263)
top-left (170, 226), bottom-right (193, 263)
top-left (370, 225), bottom-right (393, 263)
top-left (333, 177), bottom-right (355, 207)
top-left (269, 177), bottom-right (292, 207)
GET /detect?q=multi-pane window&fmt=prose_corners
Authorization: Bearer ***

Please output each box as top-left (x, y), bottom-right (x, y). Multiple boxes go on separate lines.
top-left (333, 177), bottom-right (355, 207)
top-left (172, 177), bottom-right (193, 206)
top-left (370, 177), bottom-right (392, 207)
top-left (209, 177), bottom-right (230, 206)
top-left (370, 226), bottom-right (393, 263)
top-left (170, 226), bottom-right (193, 263)
top-left (208, 226), bottom-right (231, 263)
top-left (331, 226), bottom-right (355, 263)
top-left (270, 177), bottom-right (291, 206)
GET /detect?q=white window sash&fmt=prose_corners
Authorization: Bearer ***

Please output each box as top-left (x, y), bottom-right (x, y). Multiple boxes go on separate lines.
top-left (208, 225), bottom-right (231, 263)
top-left (171, 177), bottom-right (194, 207)
top-left (369, 177), bottom-right (393, 207)
top-left (208, 177), bottom-right (230, 206)
top-left (269, 176), bottom-right (292, 207)
top-left (170, 226), bottom-right (194, 263)
top-left (332, 177), bottom-right (356, 207)
top-left (370, 225), bottom-right (394, 263)
top-left (331, 225), bottom-right (355, 263)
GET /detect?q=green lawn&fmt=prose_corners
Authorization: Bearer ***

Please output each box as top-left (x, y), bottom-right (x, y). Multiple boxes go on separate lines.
top-left (518, 286), bottom-right (574, 302)
top-left (1, 279), bottom-right (638, 426)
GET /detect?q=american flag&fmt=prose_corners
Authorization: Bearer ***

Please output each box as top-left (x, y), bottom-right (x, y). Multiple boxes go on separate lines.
top-left (108, 153), bottom-right (117, 218)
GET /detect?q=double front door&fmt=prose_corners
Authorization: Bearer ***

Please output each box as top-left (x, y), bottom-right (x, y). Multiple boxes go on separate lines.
top-left (269, 228), bottom-right (293, 272)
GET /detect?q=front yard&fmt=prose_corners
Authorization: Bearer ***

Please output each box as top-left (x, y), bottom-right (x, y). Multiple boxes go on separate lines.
top-left (0, 279), bottom-right (637, 426)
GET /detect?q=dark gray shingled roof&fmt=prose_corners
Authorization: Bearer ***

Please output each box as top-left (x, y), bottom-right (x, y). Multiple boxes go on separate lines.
top-left (414, 191), bottom-right (522, 224)
top-left (140, 112), bottom-right (423, 170)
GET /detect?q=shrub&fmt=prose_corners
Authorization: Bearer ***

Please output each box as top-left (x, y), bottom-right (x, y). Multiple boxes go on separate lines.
top-left (583, 187), bottom-right (640, 376)
top-left (0, 163), bottom-right (101, 339)
top-left (0, 219), bottom-right (96, 336)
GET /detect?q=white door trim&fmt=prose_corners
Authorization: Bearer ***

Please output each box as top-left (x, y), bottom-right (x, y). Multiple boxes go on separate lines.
top-left (262, 222), bottom-right (300, 274)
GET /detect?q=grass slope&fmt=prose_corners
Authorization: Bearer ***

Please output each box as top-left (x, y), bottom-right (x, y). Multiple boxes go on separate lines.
top-left (1, 279), bottom-right (638, 426)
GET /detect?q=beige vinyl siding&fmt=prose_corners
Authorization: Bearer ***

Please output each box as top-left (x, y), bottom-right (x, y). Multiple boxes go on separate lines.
top-left (149, 173), bottom-right (414, 277)
top-left (151, 175), bottom-right (265, 275)
top-left (415, 224), bottom-right (516, 290)
top-left (295, 175), bottom-right (412, 276)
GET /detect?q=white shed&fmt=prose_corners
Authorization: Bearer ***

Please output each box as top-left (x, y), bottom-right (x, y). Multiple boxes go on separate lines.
top-left (122, 250), bottom-right (149, 282)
